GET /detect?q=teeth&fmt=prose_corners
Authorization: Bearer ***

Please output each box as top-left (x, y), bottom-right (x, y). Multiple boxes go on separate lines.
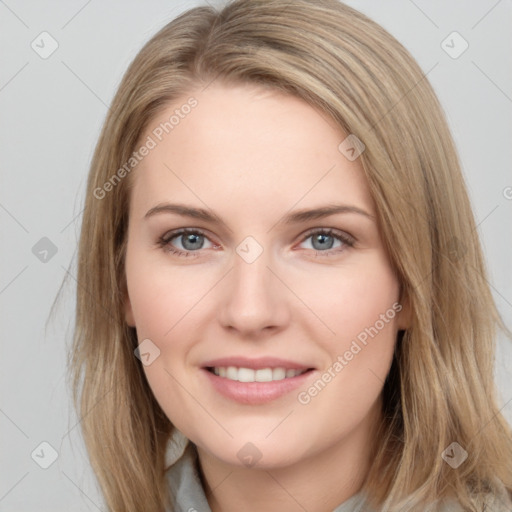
top-left (255, 368), bottom-right (273, 382)
top-left (238, 368), bottom-right (255, 382)
top-left (210, 366), bottom-right (308, 382)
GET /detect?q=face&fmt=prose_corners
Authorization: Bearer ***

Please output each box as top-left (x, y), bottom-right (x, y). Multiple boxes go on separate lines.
top-left (123, 81), bottom-right (409, 469)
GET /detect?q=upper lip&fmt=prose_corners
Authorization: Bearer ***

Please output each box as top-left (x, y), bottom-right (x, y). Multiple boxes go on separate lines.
top-left (201, 356), bottom-right (314, 371)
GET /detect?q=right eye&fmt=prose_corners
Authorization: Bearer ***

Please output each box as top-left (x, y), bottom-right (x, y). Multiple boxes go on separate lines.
top-left (158, 228), bottom-right (216, 257)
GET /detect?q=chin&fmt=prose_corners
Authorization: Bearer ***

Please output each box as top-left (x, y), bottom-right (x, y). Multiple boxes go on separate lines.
top-left (195, 433), bottom-right (312, 470)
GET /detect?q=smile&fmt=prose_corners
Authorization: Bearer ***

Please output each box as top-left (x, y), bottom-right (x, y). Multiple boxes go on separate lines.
top-left (202, 366), bottom-right (316, 405)
top-left (207, 366), bottom-right (309, 382)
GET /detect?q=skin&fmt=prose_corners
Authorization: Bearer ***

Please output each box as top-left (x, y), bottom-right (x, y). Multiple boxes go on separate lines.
top-left (123, 81), bottom-right (410, 512)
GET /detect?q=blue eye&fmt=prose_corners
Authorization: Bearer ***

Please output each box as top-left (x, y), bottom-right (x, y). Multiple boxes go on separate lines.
top-left (298, 228), bottom-right (355, 256)
top-left (158, 228), bottom-right (212, 258)
top-left (157, 228), bottom-right (354, 258)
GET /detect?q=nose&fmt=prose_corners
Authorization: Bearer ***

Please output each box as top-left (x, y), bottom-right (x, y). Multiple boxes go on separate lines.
top-left (218, 246), bottom-right (290, 337)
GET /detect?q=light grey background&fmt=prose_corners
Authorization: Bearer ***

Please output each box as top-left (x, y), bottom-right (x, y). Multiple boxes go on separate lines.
top-left (1, 1), bottom-right (511, 510)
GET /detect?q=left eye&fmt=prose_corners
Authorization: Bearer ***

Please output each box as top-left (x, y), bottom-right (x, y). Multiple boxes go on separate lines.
top-left (299, 229), bottom-right (348, 252)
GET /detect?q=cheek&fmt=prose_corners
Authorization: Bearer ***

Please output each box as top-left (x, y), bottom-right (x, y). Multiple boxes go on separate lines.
top-left (125, 251), bottom-right (201, 424)
top-left (296, 253), bottom-right (401, 345)
top-left (125, 248), bottom-right (205, 338)
top-left (295, 253), bottom-right (400, 406)
top-left (125, 247), bottom-right (212, 397)
top-left (293, 257), bottom-right (400, 435)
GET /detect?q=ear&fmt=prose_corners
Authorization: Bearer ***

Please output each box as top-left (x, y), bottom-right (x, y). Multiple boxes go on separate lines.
top-left (124, 294), bottom-right (136, 327)
top-left (121, 278), bottom-right (136, 327)
top-left (395, 292), bottom-right (412, 331)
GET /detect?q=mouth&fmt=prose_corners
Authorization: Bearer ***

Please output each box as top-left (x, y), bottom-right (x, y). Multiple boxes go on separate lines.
top-left (205, 366), bottom-right (314, 382)
top-left (200, 358), bottom-right (317, 404)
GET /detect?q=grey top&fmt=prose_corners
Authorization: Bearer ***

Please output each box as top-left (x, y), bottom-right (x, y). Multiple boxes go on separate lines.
top-left (164, 430), bottom-right (510, 512)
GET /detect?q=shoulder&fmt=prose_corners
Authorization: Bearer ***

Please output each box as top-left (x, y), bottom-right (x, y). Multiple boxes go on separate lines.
top-left (165, 435), bottom-right (212, 512)
top-left (357, 488), bottom-right (512, 512)
top-left (436, 491), bottom-right (512, 512)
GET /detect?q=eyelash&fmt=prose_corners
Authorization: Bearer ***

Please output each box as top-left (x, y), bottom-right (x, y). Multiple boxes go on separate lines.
top-left (157, 227), bottom-right (355, 259)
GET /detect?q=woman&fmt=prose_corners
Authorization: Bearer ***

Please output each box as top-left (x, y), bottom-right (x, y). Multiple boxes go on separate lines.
top-left (67, 0), bottom-right (512, 510)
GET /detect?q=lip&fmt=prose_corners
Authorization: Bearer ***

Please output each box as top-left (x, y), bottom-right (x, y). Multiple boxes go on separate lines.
top-left (201, 366), bottom-right (316, 405)
top-left (201, 356), bottom-right (314, 371)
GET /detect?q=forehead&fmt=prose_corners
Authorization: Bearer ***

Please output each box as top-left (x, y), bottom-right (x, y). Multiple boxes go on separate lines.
top-left (128, 82), bottom-right (374, 222)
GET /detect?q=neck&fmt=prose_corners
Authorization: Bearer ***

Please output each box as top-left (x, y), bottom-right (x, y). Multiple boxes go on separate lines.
top-left (196, 398), bottom-right (382, 512)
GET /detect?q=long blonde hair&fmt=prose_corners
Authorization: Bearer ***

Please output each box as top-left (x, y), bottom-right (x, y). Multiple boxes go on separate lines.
top-left (60, 0), bottom-right (512, 510)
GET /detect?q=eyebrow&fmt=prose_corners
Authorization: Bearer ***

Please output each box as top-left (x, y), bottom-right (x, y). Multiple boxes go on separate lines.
top-left (144, 202), bottom-right (375, 227)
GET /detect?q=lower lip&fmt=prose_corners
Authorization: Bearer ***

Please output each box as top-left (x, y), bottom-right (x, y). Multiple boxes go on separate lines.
top-left (201, 368), bottom-right (315, 405)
